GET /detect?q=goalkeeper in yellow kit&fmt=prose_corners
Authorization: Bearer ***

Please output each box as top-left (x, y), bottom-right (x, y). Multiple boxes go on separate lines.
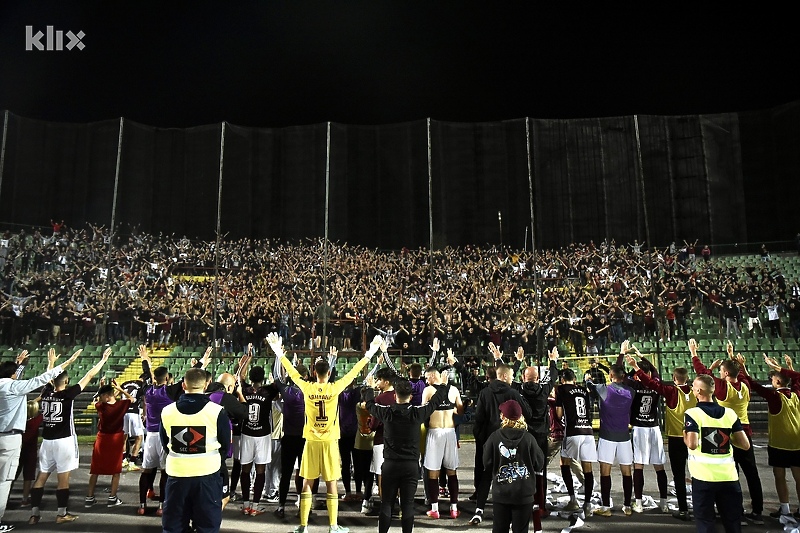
top-left (268, 332), bottom-right (383, 533)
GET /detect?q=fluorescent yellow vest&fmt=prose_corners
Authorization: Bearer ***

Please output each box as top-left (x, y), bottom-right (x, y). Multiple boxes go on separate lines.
top-left (718, 380), bottom-right (749, 425)
top-left (768, 391), bottom-right (800, 451)
top-left (161, 401), bottom-right (223, 477)
top-left (685, 406), bottom-right (739, 482)
top-left (665, 385), bottom-right (697, 438)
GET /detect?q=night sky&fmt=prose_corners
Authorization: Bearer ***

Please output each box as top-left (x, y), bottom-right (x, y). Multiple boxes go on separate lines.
top-left (0, 2), bottom-right (797, 128)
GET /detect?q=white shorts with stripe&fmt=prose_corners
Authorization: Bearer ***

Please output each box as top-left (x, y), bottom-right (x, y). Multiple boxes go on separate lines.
top-left (423, 427), bottom-right (459, 471)
top-left (370, 444), bottom-right (385, 475)
top-left (123, 413), bottom-right (145, 437)
top-left (142, 431), bottom-right (166, 470)
top-left (38, 436), bottom-right (79, 474)
top-left (597, 438), bottom-right (633, 466)
top-left (632, 426), bottom-right (666, 465)
top-left (560, 434), bottom-right (598, 463)
top-left (240, 434), bottom-right (271, 465)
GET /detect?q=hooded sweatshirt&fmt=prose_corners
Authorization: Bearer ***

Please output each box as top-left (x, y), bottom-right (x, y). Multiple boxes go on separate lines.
top-left (483, 426), bottom-right (544, 505)
top-left (474, 379), bottom-right (533, 443)
top-left (514, 359), bottom-right (558, 438)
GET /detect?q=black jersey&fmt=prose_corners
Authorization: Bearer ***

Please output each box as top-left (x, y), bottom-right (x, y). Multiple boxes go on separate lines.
top-left (429, 385), bottom-right (457, 411)
top-left (555, 383), bottom-right (593, 437)
top-left (242, 384), bottom-right (279, 437)
top-left (41, 384), bottom-right (81, 440)
top-left (630, 384), bottom-right (660, 427)
top-left (121, 379), bottom-right (144, 414)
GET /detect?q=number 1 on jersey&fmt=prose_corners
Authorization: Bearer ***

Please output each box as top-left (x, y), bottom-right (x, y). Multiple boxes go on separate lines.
top-left (315, 400), bottom-right (328, 422)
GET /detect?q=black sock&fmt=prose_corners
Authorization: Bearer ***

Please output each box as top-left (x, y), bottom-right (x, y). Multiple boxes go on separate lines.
top-left (253, 472), bottom-right (266, 504)
top-left (583, 472), bottom-right (594, 504)
top-left (656, 469), bottom-right (668, 499)
top-left (56, 488), bottom-right (70, 512)
top-left (427, 478), bottom-right (439, 504)
top-left (633, 469), bottom-right (644, 499)
top-left (447, 475), bottom-right (459, 504)
top-left (241, 471), bottom-right (251, 502)
top-left (230, 459), bottom-right (241, 494)
top-left (31, 486), bottom-right (44, 508)
top-left (159, 472), bottom-right (168, 503)
top-left (561, 465), bottom-right (574, 497)
top-left (622, 475), bottom-right (632, 506)
top-left (600, 475), bottom-right (611, 507)
top-left (139, 471), bottom-right (155, 504)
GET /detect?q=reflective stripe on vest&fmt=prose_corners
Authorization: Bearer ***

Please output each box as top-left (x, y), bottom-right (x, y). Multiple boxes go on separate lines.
top-left (161, 401), bottom-right (223, 477)
top-left (685, 406), bottom-right (739, 482)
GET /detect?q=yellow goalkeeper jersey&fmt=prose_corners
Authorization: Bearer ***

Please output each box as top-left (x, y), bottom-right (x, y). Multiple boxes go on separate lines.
top-left (280, 354), bottom-right (370, 441)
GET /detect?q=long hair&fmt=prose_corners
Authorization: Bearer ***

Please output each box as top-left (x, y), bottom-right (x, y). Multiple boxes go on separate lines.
top-left (500, 416), bottom-right (527, 430)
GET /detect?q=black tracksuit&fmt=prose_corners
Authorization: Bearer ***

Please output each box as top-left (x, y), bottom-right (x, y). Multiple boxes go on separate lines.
top-left (364, 384), bottom-right (448, 533)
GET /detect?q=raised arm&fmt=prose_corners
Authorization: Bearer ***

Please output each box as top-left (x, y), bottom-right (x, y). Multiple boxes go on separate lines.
top-left (112, 379), bottom-right (135, 402)
top-left (78, 347), bottom-right (112, 391)
top-left (139, 345), bottom-right (155, 384)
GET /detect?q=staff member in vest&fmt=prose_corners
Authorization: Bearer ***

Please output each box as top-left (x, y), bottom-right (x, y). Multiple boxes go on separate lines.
top-left (631, 358), bottom-right (696, 520)
top-left (684, 374), bottom-right (751, 533)
top-left (0, 349), bottom-right (81, 532)
top-left (159, 368), bottom-right (231, 533)
top-left (691, 339), bottom-right (764, 524)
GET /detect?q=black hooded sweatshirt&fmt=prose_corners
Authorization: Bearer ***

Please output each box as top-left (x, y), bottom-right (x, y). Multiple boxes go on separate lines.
top-left (473, 379), bottom-right (532, 443)
top-left (483, 426), bottom-right (544, 505)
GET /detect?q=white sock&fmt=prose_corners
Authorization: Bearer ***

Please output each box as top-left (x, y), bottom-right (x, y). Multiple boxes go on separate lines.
top-left (431, 502), bottom-right (438, 512)
top-left (781, 502), bottom-right (791, 514)
top-left (451, 503), bottom-right (458, 511)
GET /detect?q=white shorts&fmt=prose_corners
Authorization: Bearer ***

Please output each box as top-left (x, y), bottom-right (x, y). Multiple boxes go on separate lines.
top-left (561, 434), bottom-right (598, 463)
top-left (142, 431), bottom-right (166, 470)
top-left (423, 428), bottom-right (459, 471)
top-left (240, 434), bottom-right (271, 465)
top-left (38, 436), bottom-right (79, 474)
top-left (370, 444), bottom-right (385, 475)
top-left (597, 438), bottom-right (633, 466)
top-left (632, 426), bottom-right (666, 465)
top-left (123, 413), bottom-right (145, 437)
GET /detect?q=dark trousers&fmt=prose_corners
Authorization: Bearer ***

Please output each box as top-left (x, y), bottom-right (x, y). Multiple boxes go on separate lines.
top-left (493, 501), bottom-right (534, 533)
top-left (339, 434), bottom-right (356, 493)
top-left (733, 434), bottom-right (763, 514)
top-left (279, 435), bottom-right (305, 506)
top-left (692, 479), bottom-right (743, 533)
top-left (353, 448), bottom-right (373, 494)
top-left (474, 439), bottom-right (485, 490)
top-left (162, 472), bottom-right (223, 533)
top-left (379, 460), bottom-right (418, 533)
top-left (668, 436), bottom-right (689, 512)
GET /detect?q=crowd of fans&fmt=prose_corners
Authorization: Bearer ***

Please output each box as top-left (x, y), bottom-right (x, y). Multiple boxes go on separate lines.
top-left (1, 223), bottom-right (799, 357)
